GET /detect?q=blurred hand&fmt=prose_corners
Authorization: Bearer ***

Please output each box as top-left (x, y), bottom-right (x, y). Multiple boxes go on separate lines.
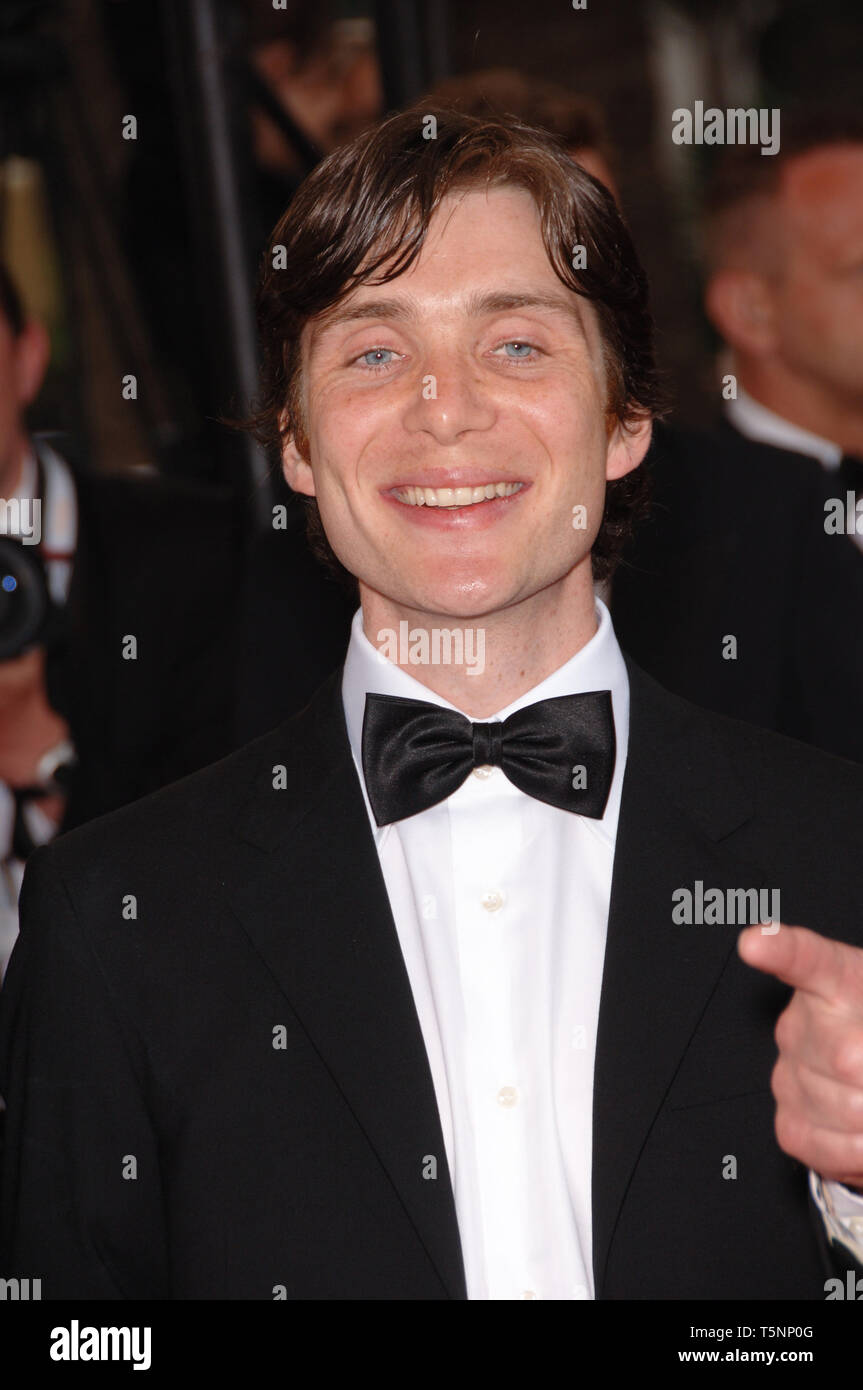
top-left (0, 645), bottom-right (71, 789)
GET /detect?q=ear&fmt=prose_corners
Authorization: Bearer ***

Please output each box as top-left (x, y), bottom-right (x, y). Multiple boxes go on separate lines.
top-left (605, 412), bottom-right (652, 482)
top-left (704, 269), bottom-right (776, 356)
top-left (15, 318), bottom-right (50, 407)
top-left (279, 411), bottom-right (316, 497)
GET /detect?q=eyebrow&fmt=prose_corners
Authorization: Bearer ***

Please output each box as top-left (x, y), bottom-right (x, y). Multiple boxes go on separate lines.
top-left (310, 288), bottom-right (586, 342)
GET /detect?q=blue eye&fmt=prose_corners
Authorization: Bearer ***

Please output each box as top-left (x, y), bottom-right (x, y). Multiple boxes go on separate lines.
top-left (359, 347), bottom-right (396, 369)
top-left (499, 340), bottom-right (540, 361)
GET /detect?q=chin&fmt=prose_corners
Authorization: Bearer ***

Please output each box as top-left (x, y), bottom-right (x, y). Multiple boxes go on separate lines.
top-left (405, 573), bottom-right (523, 621)
top-left (405, 558), bottom-right (511, 614)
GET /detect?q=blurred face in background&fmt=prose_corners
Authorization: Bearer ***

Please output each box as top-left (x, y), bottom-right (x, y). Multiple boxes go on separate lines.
top-left (707, 143), bottom-right (863, 430)
top-left (0, 310), bottom-right (49, 495)
top-left (251, 25), bottom-right (383, 175)
top-left (765, 146), bottom-right (863, 405)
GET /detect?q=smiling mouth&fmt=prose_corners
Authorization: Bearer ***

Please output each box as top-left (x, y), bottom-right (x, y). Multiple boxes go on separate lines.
top-left (390, 482), bottom-right (525, 509)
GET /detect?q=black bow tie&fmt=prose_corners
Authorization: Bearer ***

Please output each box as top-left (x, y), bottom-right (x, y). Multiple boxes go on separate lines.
top-left (361, 690), bottom-right (616, 826)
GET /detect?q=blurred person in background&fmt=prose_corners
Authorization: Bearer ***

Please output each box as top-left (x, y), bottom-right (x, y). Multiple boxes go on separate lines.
top-left (246, 3), bottom-right (384, 249)
top-left (0, 262), bottom-right (240, 980)
top-left (612, 111), bottom-right (863, 763)
top-left (702, 111), bottom-right (863, 520)
top-left (426, 68), bottom-right (619, 199)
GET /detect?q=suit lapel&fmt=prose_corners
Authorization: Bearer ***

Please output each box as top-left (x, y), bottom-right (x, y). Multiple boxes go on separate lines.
top-left (227, 657), bottom-right (768, 1301)
top-left (592, 661), bottom-right (766, 1295)
top-left (228, 671), bottom-right (467, 1299)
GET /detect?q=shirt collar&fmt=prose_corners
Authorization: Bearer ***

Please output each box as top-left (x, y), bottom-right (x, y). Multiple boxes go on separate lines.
top-left (725, 385), bottom-right (843, 470)
top-left (342, 596), bottom-right (630, 848)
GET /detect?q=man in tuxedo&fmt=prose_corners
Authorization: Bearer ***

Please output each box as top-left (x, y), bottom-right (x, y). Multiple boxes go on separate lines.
top-left (0, 262), bottom-right (241, 980)
top-left (613, 112), bottom-right (863, 762)
top-left (702, 112), bottom-right (863, 508)
top-left (2, 108), bottom-right (863, 1300)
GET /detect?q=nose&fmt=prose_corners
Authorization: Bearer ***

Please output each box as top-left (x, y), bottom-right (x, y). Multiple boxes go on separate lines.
top-left (401, 354), bottom-right (497, 445)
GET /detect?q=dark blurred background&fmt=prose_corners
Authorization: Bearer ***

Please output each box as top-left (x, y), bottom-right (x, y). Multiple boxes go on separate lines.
top-left (2, 0), bottom-right (860, 519)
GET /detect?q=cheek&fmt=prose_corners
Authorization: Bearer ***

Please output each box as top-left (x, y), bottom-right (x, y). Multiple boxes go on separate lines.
top-left (779, 270), bottom-right (842, 338)
top-left (311, 382), bottom-right (394, 465)
top-left (516, 386), bottom-right (606, 457)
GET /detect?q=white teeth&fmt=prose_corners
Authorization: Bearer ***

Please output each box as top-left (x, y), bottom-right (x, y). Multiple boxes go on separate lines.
top-left (393, 481), bottom-right (523, 508)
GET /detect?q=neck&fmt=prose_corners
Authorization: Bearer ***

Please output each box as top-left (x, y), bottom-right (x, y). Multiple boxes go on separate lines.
top-left (739, 359), bottom-right (863, 457)
top-left (359, 559), bottom-right (598, 718)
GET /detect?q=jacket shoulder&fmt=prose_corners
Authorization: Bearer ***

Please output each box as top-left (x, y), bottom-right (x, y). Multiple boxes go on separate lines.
top-left (38, 670), bottom-right (345, 885)
top-left (627, 656), bottom-right (863, 832)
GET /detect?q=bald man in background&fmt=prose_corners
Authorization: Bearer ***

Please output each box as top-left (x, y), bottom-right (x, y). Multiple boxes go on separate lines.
top-left (703, 111), bottom-right (863, 521)
top-left (612, 110), bottom-right (863, 763)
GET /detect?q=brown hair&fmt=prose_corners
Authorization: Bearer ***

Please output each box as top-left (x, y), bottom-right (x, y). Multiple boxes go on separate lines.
top-left (246, 105), bottom-right (665, 588)
top-left (425, 69), bottom-right (615, 173)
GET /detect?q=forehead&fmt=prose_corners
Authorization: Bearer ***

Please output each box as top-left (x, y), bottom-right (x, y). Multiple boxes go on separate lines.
top-left (306, 185), bottom-right (599, 350)
top-left (779, 146), bottom-right (863, 245)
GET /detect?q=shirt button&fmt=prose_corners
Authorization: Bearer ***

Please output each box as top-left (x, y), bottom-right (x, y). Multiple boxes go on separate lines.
top-left (472, 764), bottom-right (494, 779)
top-left (849, 1217), bottom-right (863, 1237)
top-left (482, 889), bottom-right (505, 912)
top-left (497, 1085), bottom-right (519, 1107)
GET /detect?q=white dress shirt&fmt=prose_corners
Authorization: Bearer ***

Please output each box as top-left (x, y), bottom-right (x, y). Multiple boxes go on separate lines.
top-left (726, 386), bottom-right (843, 472)
top-left (342, 597), bottom-right (863, 1295)
top-left (343, 598), bottom-right (627, 1299)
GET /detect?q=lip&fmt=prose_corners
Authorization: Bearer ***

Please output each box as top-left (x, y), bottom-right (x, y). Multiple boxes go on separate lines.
top-left (386, 471), bottom-right (528, 490)
top-left (382, 480), bottom-right (532, 529)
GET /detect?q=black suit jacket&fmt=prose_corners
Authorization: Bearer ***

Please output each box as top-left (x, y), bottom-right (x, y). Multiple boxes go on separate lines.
top-left (44, 463), bottom-right (242, 830)
top-left (234, 510), bottom-right (355, 745)
top-left (613, 421), bottom-right (863, 762)
top-left (2, 660), bottom-right (862, 1299)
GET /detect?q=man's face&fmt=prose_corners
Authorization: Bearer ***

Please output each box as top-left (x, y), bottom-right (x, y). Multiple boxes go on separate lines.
top-left (767, 146), bottom-right (863, 404)
top-left (283, 185), bottom-right (647, 621)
